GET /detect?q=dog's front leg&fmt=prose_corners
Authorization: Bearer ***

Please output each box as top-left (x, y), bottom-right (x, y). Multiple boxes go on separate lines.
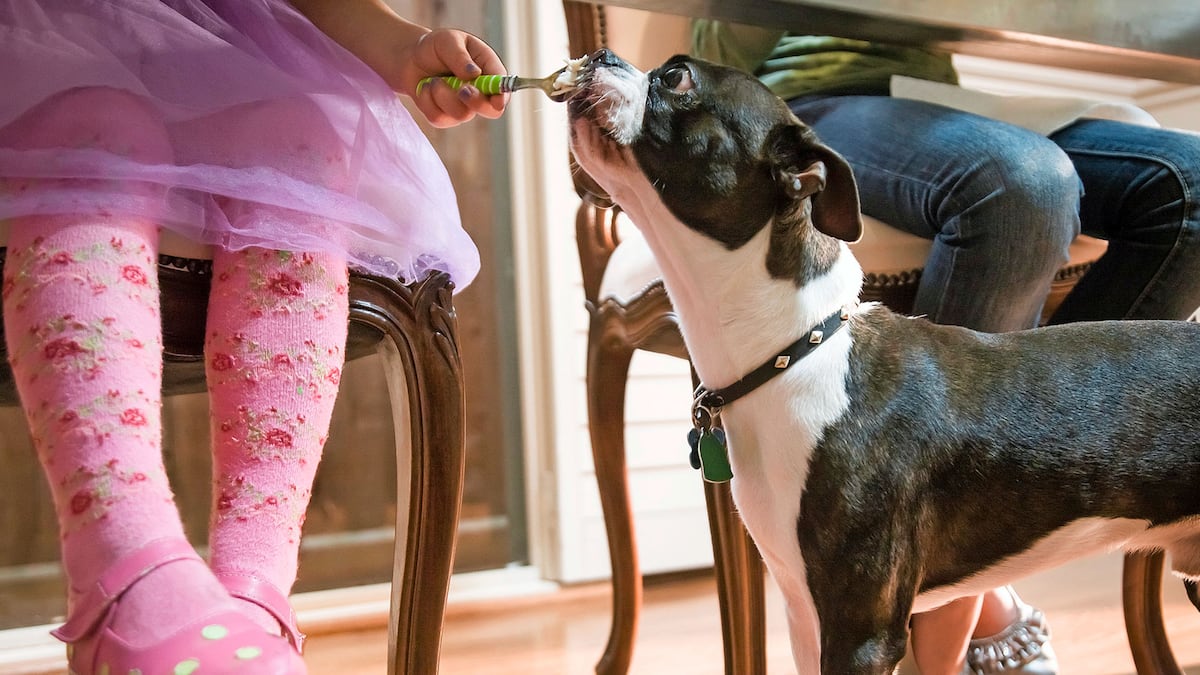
top-left (776, 553), bottom-right (912, 674)
top-left (805, 545), bottom-right (917, 673)
top-left (816, 608), bottom-right (909, 675)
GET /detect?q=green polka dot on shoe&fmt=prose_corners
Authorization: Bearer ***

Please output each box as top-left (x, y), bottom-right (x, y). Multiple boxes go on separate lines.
top-left (235, 645), bottom-right (263, 660)
top-left (201, 624), bottom-right (230, 640)
top-left (174, 659), bottom-right (200, 675)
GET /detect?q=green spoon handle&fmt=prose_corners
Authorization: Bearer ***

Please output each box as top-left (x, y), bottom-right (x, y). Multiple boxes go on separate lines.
top-left (416, 74), bottom-right (514, 96)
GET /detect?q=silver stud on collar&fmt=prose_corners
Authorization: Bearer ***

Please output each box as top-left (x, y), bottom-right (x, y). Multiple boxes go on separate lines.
top-left (774, 356), bottom-right (791, 369)
top-left (809, 330), bottom-right (823, 344)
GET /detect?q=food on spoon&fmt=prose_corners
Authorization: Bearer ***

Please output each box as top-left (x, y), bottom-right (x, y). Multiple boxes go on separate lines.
top-left (552, 55), bottom-right (589, 94)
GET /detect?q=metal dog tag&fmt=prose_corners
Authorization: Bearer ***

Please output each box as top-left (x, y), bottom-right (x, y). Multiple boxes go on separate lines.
top-left (687, 427), bottom-right (702, 470)
top-left (698, 428), bottom-right (733, 483)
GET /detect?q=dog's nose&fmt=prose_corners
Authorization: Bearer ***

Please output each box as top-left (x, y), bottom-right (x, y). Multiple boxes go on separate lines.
top-left (590, 48), bottom-right (621, 67)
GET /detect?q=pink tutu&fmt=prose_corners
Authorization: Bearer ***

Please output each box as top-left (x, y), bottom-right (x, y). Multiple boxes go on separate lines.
top-left (0, 0), bottom-right (479, 288)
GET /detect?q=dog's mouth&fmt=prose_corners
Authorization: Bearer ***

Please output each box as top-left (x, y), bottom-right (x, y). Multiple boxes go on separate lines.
top-left (566, 49), bottom-right (648, 147)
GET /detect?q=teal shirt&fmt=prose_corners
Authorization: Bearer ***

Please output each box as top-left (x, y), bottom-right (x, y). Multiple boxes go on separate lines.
top-left (691, 20), bottom-right (957, 99)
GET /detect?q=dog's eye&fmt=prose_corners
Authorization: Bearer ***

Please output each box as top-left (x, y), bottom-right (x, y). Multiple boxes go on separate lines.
top-left (660, 65), bottom-right (694, 92)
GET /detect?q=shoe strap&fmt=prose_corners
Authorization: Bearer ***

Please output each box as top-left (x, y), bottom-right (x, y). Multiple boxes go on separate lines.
top-left (215, 571), bottom-right (305, 651)
top-left (53, 538), bottom-right (202, 643)
top-left (964, 603), bottom-right (1052, 674)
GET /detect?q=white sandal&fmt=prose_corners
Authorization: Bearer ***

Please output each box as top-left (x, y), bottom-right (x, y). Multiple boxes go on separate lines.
top-left (962, 600), bottom-right (1058, 674)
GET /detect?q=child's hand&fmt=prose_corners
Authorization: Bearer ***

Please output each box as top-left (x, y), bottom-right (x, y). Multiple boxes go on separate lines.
top-left (398, 28), bottom-right (507, 128)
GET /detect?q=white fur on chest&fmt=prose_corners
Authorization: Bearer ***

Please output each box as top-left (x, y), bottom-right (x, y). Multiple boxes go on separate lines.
top-left (597, 164), bottom-right (865, 670)
top-left (720, 314), bottom-right (857, 672)
top-left (722, 328), bottom-right (854, 544)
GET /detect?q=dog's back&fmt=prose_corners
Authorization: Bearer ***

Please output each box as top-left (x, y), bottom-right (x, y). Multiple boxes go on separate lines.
top-left (801, 307), bottom-right (1200, 610)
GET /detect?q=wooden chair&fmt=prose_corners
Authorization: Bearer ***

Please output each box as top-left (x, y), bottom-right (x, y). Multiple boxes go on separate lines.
top-left (563, 2), bottom-right (1186, 673)
top-left (0, 241), bottom-right (466, 675)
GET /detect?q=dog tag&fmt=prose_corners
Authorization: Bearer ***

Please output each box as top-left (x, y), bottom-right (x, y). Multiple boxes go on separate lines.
top-left (687, 427), bottom-right (702, 470)
top-left (698, 428), bottom-right (733, 483)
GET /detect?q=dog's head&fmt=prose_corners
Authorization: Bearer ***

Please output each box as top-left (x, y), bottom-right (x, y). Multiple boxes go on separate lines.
top-left (567, 49), bottom-right (862, 283)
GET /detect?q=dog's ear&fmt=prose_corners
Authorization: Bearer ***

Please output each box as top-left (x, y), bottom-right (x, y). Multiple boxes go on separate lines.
top-left (770, 123), bottom-right (864, 243)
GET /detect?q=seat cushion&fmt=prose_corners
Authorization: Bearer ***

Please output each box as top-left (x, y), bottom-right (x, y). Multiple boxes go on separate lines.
top-left (599, 214), bottom-right (1107, 305)
top-left (849, 214), bottom-right (933, 274)
top-left (599, 227), bottom-right (662, 306)
top-left (850, 214), bottom-right (1107, 273)
top-left (1064, 233), bottom-right (1108, 267)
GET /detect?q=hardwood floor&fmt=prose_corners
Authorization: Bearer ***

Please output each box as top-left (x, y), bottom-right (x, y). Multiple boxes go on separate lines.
top-left (5, 553), bottom-right (1197, 673)
top-left (301, 553), bottom-right (1200, 675)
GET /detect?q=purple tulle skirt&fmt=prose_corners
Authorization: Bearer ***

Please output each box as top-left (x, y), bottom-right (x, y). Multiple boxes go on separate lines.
top-left (0, 0), bottom-right (479, 288)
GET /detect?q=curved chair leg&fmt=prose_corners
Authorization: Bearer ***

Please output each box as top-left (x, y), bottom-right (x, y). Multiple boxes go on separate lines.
top-left (351, 272), bottom-right (466, 675)
top-left (588, 323), bottom-right (641, 675)
top-left (1123, 551), bottom-right (1184, 675)
top-left (704, 478), bottom-right (767, 675)
top-left (690, 368), bottom-right (766, 675)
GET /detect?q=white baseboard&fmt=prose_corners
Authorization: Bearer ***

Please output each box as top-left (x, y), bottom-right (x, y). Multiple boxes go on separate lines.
top-left (0, 566), bottom-right (558, 675)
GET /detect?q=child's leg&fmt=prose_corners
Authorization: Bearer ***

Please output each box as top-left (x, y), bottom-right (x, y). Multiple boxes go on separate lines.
top-left (1, 88), bottom-right (239, 646)
top-left (205, 246), bottom-right (349, 630)
top-left (4, 217), bottom-right (244, 643)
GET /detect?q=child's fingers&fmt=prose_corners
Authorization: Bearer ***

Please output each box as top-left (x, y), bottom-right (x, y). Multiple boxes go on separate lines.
top-left (413, 77), bottom-right (474, 128)
top-left (455, 34), bottom-right (506, 118)
top-left (454, 85), bottom-right (506, 122)
top-left (412, 79), bottom-right (504, 127)
top-left (420, 30), bottom-right (506, 82)
top-left (473, 91), bottom-right (507, 120)
top-left (403, 29), bottom-right (507, 125)
top-left (461, 33), bottom-right (506, 80)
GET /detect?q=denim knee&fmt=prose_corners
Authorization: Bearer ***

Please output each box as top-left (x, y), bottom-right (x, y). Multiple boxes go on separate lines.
top-left (939, 133), bottom-right (1080, 271)
top-left (1048, 121), bottom-right (1200, 321)
top-left (1138, 132), bottom-right (1200, 246)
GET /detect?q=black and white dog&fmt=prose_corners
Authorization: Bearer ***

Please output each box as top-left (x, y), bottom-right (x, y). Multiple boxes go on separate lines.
top-left (566, 48), bottom-right (1200, 674)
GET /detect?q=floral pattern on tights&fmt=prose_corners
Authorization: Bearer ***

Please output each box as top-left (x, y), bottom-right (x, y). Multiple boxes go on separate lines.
top-left (206, 248), bottom-right (347, 545)
top-left (3, 228), bottom-right (169, 535)
top-left (3, 234), bottom-right (159, 314)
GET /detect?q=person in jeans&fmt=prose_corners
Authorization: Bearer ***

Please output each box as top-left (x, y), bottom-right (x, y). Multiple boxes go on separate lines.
top-left (694, 20), bottom-right (1200, 675)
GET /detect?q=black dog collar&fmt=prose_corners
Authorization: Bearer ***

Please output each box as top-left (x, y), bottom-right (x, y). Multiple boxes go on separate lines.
top-left (687, 306), bottom-right (850, 483)
top-left (693, 306), bottom-right (850, 419)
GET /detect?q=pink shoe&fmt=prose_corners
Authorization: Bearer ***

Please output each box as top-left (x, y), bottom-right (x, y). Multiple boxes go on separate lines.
top-left (216, 572), bottom-right (306, 653)
top-left (52, 539), bottom-right (307, 675)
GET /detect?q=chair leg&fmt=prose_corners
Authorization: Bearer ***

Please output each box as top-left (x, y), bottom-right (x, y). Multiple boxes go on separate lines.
top-left (352, 272), bottom-right (466, 675)
top-left (704, 480), bottom-right (767, 675)
top-left (689, 367), bottom-right (766, 675)
top-left (1123, 551), bottom-right (1184, 675)
top-left (588, 327), bottom-right (640, 675)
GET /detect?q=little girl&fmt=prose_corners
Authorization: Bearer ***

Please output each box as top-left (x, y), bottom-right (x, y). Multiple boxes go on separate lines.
top-left (0, 0), bottom-right (504, 672)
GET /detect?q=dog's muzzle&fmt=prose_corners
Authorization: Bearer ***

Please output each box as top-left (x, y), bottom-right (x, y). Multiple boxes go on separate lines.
top-left (567, 48), bottom-right (647, 147)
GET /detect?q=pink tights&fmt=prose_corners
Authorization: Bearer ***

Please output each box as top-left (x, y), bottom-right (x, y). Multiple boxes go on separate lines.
top-left (3, 217), bottom-right (348, 640)
top-left (205, 246), bottom-right (349, 598)
top-left (2, 85), bottom-right (349, 645)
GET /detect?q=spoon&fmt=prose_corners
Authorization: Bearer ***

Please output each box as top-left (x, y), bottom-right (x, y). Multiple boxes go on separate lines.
top-left (416, 57), bottom-right (587, 101)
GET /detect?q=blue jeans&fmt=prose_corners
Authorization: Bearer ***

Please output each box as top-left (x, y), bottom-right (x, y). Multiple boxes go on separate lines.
top-left (790, 95), bottom-right (1200, 331)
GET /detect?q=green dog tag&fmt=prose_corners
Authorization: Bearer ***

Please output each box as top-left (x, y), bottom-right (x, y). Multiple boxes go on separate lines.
top-left (698, 428), bottom-right (733, 483)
